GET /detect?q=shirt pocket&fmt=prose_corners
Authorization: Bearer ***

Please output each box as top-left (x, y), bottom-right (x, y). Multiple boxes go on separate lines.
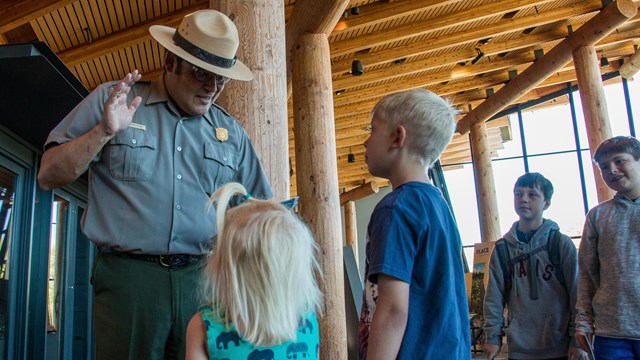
top-left (107, 128), bottom-right (157, 181)
top-left (200, 142), bottom-right (239, 194)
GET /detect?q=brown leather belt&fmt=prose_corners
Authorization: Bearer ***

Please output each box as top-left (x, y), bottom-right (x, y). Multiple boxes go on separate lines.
top-left (100, 248), bottom-right (205, 268)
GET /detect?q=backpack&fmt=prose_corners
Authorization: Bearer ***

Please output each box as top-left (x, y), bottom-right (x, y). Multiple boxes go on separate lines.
top-left (494, 229), bottom-right (565, 305)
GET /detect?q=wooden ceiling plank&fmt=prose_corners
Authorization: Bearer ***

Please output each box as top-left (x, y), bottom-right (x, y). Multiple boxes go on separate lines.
top-left (330, 0), bottom-right (555, 57)
top-left (0, 0), bottom-right (75, 34)
top-left (56, 5), bottom-right (80, 46)
top-left (457, 0), bottom-right (637, 134)
top-left (42, 14), bottom-right (65, 52)
top-left (57, 2), bottom-right (207, 67)
top-left (330, 1), bottom-right (602, 74)
top-left (96, 0), bottom-right (113, 34)
top-left (331, 0), bottom-right (464, 36)
top-left (49, 8), bottom-right (72, 49)
top-left (332, 29), bottom-right (635, 111)
top-left (331, 21), bottom-right (607, 90)
top-left (334, 53), bottom-right (536, 105)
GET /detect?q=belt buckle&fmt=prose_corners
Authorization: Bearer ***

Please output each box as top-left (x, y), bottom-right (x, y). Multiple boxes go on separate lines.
top-left (159, 255), bottom-right (186, 268)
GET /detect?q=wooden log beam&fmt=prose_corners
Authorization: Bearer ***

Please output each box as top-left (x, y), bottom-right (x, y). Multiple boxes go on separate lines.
top-left (619, 46), bottom-right (640, 78)
top-left (573, 45), bottom-right (615, 202)
top-left (321, 59), bottom-right (623, 154)
top-left (470, 122), bottom-right (502, 242)
top-left (340, 181), bottom-right (379, 205)
top-left (343, 201), bottom-right (359, 271)
top-left (292, 32), bottom-right (347, 359)
top-left (456, 0), bottom-right (637, 134)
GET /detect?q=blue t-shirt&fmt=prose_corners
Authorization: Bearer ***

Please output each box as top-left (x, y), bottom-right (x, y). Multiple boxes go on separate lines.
top-left (358, 181), bottom-right (470, 359)
top-left (200, 306), bottom-right (319, 360)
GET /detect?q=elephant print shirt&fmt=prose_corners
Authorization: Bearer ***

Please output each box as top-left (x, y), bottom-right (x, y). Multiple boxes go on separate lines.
top-left (200, 306), bottom-right (319, 360)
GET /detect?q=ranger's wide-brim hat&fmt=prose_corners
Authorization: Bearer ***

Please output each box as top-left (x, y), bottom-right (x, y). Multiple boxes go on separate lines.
top-left (149, 10), bottom-right (253, 81)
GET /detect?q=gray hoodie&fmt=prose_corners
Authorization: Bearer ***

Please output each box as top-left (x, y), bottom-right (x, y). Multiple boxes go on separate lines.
top-left (575, 194), bottom-right (640, 340)
top-left (483, 219), bottom-right (579, 359)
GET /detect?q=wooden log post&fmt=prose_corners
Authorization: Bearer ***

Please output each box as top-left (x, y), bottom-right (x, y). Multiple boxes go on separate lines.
top-left (340, 181), bottom-right (380, 270)
top-left (213, 1), bottom-right (290, 199)
top-left (573, 45), bottom-right (615, 202)
top-left (292, 32), bottom-right (348, 359)
top-left (470, 122), bottom-right (501, 243)
top-left (456, 0), bottom-right (637, 134)
top-left (344, 201), bottom-right (359, 270)
top-left (285, 0), bottom-right (350, 97)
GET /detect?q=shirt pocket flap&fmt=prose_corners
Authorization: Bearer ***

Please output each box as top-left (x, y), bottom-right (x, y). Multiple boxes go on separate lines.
top-left (111, 128), bottom-right (156, 149)
top-left (204, 142), bottom-right (238, 171)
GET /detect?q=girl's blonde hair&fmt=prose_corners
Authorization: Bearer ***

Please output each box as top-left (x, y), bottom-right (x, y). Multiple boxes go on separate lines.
top-left (204, 182), bottom-right (323, 346)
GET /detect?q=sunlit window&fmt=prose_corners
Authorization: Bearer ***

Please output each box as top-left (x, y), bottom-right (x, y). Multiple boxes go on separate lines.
top-left (443, 78), bottom-right (639, 266)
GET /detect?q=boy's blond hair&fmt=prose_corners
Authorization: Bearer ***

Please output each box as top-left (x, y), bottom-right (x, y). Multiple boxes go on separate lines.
top-left (203, 182), bottom-right (322, 346)
top-left (371, 89), bottom-right (458, 167)
top-left (593, 135), bottom-right (640, 166)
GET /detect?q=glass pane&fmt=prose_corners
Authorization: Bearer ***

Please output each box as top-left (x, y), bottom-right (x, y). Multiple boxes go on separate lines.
top-left (604, 81), bottom-right (634, 136)
top-left (491, 158), bottom-right (526, 235)
top-left (0, 166), bottom-right (17, 358)
top-left (625, 78), bottom-right (640, 136)
top-left (442, 163), bottom-right (480, 265)
top-left (47, 197), bottom-right (68, 334)
top-left (527, 152), bottom-right (587, 238)
top-left (493, 114), bottom-right (523, 159)
top-left (521, 103), bottom-right (576, 155)
top-left (572, 90), bottom-right (590, 149)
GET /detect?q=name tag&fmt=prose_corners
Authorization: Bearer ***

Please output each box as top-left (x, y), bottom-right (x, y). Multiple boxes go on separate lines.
top-left (129, 123), bottom-right (146, 131)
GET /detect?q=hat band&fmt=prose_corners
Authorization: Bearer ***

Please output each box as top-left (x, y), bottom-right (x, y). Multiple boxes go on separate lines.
top-left (172, 31), bottom-right (237, 69)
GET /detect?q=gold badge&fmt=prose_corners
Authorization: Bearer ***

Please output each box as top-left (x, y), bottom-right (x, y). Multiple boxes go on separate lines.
top-left (215, 128), bottom-right (229, 142)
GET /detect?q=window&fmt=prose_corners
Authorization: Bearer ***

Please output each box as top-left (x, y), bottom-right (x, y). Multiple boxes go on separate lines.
top-left (443, 77), bottom-right (640, 266)
top-left (47, 197), bottom-right (68, 334)
top-left (0, 166), bottom-right (16, 359)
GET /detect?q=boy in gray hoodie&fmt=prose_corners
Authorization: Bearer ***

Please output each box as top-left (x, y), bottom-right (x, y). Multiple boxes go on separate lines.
top-left (575, 136), bottom-right (640, 359)
top-left (483, 172), bottom-right (587, 360)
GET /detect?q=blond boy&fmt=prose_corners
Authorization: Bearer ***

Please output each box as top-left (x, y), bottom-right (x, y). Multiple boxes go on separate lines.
top-left (357, 89), bottom-right (470, 359)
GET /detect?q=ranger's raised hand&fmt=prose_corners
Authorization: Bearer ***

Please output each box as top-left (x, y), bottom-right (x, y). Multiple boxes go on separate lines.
top-left (102, 70), bottom-right (143, 136)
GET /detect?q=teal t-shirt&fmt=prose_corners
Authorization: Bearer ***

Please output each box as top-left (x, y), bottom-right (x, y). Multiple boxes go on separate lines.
top-left (200, 306), bottom-right (319, 360)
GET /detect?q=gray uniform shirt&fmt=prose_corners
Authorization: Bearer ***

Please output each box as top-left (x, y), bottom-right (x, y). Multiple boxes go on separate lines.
top-left (44, 75), bottom-right (272, 255)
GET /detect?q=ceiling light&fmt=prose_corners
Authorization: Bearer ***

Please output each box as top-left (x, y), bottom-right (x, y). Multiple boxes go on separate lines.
top-left (351, 59), bottom-right (364, 76)
top-left (335, 89), bottom-right (345, 95)
top-left (471, 48), bottom-right (485, 65)
top-left (351, 7), bottom-right (360, 15)
top-left (601, 56), bottom-right (609, 68)
top-left (348, 150), bottom-right (356, 163)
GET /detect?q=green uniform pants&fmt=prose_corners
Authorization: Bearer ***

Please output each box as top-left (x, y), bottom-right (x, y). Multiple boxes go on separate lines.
top-left (91, 253), bottom-right (204, 360)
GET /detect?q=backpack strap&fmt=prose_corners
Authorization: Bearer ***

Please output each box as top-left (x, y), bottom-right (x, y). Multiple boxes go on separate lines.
top-left (547, 229), bottom-right (566, 286)
top-left (495, 231), bottom-right (567, 305)
top-left (494, 239), bottom-right (512, 305)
